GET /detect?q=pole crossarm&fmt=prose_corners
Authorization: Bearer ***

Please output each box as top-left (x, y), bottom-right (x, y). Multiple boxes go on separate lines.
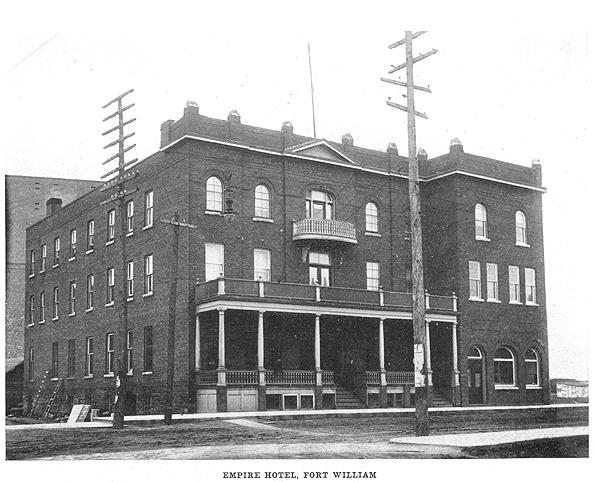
top-left (386, 100), bottom-right (428, 119)
top-left (102, 89), bottom-right (134, 109)
top-left (102, 103), bottom-right (135, 122)
top-left (389, 49), bottom-right (438, 73)
top-left (102, 117), bottom-right (137, 136)
top-left (388, 31), bottom-right (426, 49)
top-left (380, 77), bottom-right (431, 93)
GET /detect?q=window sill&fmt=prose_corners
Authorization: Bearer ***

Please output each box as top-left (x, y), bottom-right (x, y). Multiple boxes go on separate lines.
top-left (526, 385), bottom-right (542, 390)
top-left (475, 236), bottom-right (491, 242)
top-left (205, 210), bottom-right (223, 217)
top-left (127, 370), bottom-right (133, 376)
top-left (52, 264), bottom-right (59, 269)
top-left (51, 317), bottom-right (59, 321)
top-left (66, 377), bottom-right (75, 381)
top-left (68, 313), bottom-right (75, 317)
top-left (525, 302), bottom-right (539, 307)
top-left (105, 240), bottom-right (115, 246)
top-left (142, 371), bottom-right (153, 376)
top-left (28, 274), bottom-right (35, 279)
top-left (252, 217), bottom-right (273, 223)
top-left (39, 320), bottom-right (45, 324)
top-left (104, 373), bottom-right (114, 378)
top-left (50, 377), bottom-right (59, 381)
top-left (142, 292), bottom-right (154, 298)
top-left (68, 257), bottom-right (76, 262)
top-left (26, 323), bottom-right (34, 328)
top-left (126, 232), bottom-right (134, 237)
top-left (515, 242), bottom-right (530, 248)
top-left (469, 297), bottom-right (484, 302)
top-left (105, 302), bottom-right (115, 307)
top-left (127, 297), bottom-right (134, 302)
top-left (142, 224), bottom-right (153, 231)
top-left (509, 300), bottom-right (523, 305)
top-left (365, 232), bottom-right (381, 237)
top-left (86, 249), bottom-right (94, 255)
top-left (84, 375), bottom-right (94, 379)
top-left (85, 308), bottom-right (94, 313)
top-left (39, 270), bottom-right (46, 274)
top-left (486, 299), bottom-right (501, 303)
top-left (494, 385), bottom-right (518, 390)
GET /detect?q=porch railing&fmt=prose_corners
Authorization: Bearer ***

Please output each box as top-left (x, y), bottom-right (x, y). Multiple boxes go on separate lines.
top-left (196, 278), bottom-right (457, 312)
top-left (363, 371), bottom-right (414, 385)
top-left (265, 370), bottom-right (315, 385)
top-left (196, 370), bottom-right (218, 385)
top-left (321, 370), bottom-right (335, 385)
top-left (227, 370), bottom-right (258, 385)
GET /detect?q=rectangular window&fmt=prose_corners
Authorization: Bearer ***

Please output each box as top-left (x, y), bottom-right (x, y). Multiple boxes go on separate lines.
top-left (86, 274), bottom-right (94, 310)
top-left (51, 341), bottom-right (59, 379)
top-left (486, 263), bottom-right (499, 301)
top-left (126, 200), bottom-right (134, 234)
top-left (143, 326), bottom-right (153, 373)
top-left (309, 251), bottom-right (331, 286)
top-left (366, 261), bottom-right (380, 291)
top-left (253, 248), bottom-right (271, 281)
top-left (205, 243), bottom-right (224, 281)
top-left (105, 333), bottom-right (114, 375)
top-left (28, 347), bottom-right (35, 381)
top-left (69, 281), bottom-right (76, 315)
top-left (53, 237), bottom-right (60, 266)
top-left (106, 267), bottom-right (115, 304)
top-left (29, 249), bottom-right (36, 276)
top-left (509, 266), bottom-right (520, 303)
top-left (127, 330), bottom-right (133, 374)
top-left (39, 291), bottom-right (46, 322)
top-left (40, 244), bottom-right (47, 272)
top-left (87, 219), bottom-right (95, 251)
top-left (86, 336), bottom-right (94, 377)
top-left (525, 268), bottom-right (537, 304)
top-left (67, 339), bottom-right (75, 378)
top-left (127, 260), bottom-right (134, 298)
top-left (70, 229), bottom-right (77, 259)
top-left (28, 295), bottom-right (35, 325)
top-left (107, 209), bottom-right (115, 242)
top-left (469, 261), bottom-right (481, 300)
top-left (144, 190), bottom-right (153, 228)
top-left (52, 286), bottom-right (59, 319)
top-left (144, 255), bottom-right (153, 295)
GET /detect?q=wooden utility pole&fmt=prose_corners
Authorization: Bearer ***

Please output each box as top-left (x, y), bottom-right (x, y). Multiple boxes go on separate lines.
top-left (382, 31), bottom-right (437, 436)
top-left (101, 89), bottom-right (138, 429)
top-left (161, 213), bottom-right (196, 425)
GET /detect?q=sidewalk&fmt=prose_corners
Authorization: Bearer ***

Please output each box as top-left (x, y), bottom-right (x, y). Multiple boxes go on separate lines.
top-left (390, 425), bottom-right (589, 447)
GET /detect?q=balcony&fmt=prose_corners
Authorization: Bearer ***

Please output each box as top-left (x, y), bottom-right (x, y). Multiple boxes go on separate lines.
top-left (195, 277), bottom-right (458, 313)
top-left (293, 218), bottom-right (357, 244)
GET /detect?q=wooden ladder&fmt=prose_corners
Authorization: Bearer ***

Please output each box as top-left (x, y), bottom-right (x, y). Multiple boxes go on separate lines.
top-left (29, 370), bottom-right (50, 417)
top-left (43, 378), bottom-right (63, 420)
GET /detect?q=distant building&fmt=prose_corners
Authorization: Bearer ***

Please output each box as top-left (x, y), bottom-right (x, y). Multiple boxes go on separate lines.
top-left (23, 103), bottom-right (549, 416)
top-left (5, 358), bottom-right (24, 414)
top-left (5, 175), bottom-right (98, 378)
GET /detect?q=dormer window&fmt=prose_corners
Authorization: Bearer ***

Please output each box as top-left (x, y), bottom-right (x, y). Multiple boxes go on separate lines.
top-left (306, 190), bottom-right (334, 220)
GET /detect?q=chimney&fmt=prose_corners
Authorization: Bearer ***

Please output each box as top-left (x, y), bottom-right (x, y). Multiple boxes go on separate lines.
top-left (182, 100), bottom-right (200, 135)
top-left (449, 137), bottom-right (464, 153)
top-left (341, 133), bottom-right (354, 151)
top-left (281, 121), bottom-right (294, 149)
top-left (386, 142), bottom-right (399, 173)
top-left (386, 142), bottom-right (398, 155)
top-left (160, 119), bottom-right (174, 148)
top-left (228, 109), bottom-right (242, 141)
top-left (417, 148), bottom-right (428, 162)
top-left (531, 159), bottom-right (542, 185)
top-left (46, 198), bottom-right (62, 216)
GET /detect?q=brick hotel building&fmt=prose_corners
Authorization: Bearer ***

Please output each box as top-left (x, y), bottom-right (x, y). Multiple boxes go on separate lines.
top-left (23, 102), bottom-right (549, 415)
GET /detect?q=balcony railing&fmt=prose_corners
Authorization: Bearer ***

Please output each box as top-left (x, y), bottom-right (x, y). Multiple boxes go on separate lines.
top-left (293, 218), bottom-right (357, 244)
top-left (196, 278), bottom-right (458, 312)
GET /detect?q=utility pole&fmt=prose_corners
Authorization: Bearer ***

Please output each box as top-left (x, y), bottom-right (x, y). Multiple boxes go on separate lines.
top-left (100, 89), bottom-right (138, 429)
top-left (382, 31), bottom-right (437, 436)
top-left (161, 213), bottom-right (196, 424)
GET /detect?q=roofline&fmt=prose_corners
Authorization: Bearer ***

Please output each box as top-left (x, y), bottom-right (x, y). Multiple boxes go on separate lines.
top-left (5, 174), bottom-right (99, 183)
top-left (161, 135), bottom-right (545, 192)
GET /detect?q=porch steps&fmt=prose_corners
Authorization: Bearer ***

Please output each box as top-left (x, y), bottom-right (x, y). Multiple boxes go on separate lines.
top-left (335, 386), bottom-right (365, 409)
top-left (431, 389), bottom-right (452, 407)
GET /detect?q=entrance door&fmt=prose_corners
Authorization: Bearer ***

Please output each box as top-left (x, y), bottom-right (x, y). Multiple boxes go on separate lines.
top-left (467, 346), bottom-right (484, 404)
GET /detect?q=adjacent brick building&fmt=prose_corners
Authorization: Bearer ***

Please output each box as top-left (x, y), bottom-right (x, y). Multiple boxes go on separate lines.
top-left (23, 103), bottom-right (549, 416)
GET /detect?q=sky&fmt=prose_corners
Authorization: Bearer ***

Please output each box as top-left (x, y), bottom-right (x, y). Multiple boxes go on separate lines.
top-left (1, 1), bottom-right (592, 380)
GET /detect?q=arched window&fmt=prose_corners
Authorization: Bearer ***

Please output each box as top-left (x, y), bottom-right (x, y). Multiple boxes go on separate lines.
top-left (254, 184), bottom-right (271, 219)
top-left (515, 211), bottom-right (527, 245)
top-left (494, 347), bottom-right (516, 387)
top-left (525, 348), bottom-right (540, 387)
top-left (206, 176), bottom-right (223, 212)
top-left (306, 190), bottom-right (334, 220)
top-left (468, 346), bottom-right (482, 359)
top-left (474, 203), bottom-right (488, 239)
top-left (365, 202), bottom-right (378, 233)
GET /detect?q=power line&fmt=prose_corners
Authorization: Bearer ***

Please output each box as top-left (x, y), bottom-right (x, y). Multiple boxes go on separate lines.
top-left (4, 33), bottom-right (60, 75)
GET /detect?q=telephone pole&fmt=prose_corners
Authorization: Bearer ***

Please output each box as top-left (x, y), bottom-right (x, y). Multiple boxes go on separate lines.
top-left (161, 213), bottom-right (196, 424)
top-left (382, 31), bottom-right (437, 436)
top-left (100, 89), bottom-right (138, 429)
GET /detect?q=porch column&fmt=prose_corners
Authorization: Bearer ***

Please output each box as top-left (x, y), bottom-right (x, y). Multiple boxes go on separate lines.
top-left (216, 308), bottom-right (227, 412)
top-left (451, 321), bottom-right (461, 406)
top-left (257, 311), bottom-right (266, 410)
top-left (314, 313), bottom-right (323, 409)
top-left (194, 314), bottom-right (201, 370)
top-left (379, 318), bottom-right (387, 408)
